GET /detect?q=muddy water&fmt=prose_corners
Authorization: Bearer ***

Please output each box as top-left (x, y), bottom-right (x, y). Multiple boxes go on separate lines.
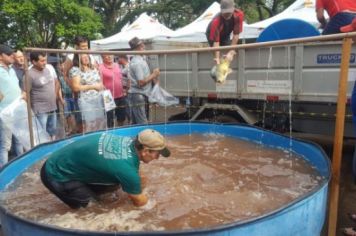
top-left (0, 133), bottom-right (323, 232)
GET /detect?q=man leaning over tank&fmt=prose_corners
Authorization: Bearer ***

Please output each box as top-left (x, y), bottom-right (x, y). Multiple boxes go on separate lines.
top-left (316, 0), bottom-right (356, 35)
top-left (206, 0), bottom-right (244, 65)
top-left (40, 129), bottom-right (170, 209)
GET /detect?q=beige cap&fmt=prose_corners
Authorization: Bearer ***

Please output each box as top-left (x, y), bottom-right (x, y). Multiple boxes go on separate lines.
top-left (220, 0), bottom-right (234, 14)
top-left (138, 129), bottom-right (170, 157)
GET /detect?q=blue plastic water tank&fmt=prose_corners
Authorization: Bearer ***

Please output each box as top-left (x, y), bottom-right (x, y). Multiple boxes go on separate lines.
top-left (0, 122), bottom-right (330, 236)
top-left (257, 19), bottom-right (320, 42)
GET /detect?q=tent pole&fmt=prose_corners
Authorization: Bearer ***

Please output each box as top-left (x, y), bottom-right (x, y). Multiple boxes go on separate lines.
top-left (23, 49), bottom-right (35, 148)
top-left (24, 32), bottom-right (356, 56)
top-left (327, 37), bottom-right (353, 236)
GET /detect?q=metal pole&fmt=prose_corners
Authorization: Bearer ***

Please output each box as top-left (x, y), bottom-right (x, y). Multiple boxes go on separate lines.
top-left (327, 37), bottom-right (353, 236)
top-left (23, 49), bottom-right (34, 148)
top-left (24, 32), bottom-right (356, 56)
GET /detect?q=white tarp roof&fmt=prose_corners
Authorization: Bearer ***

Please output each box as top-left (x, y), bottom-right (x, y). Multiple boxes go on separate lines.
top-left (91, 13), bottom-right (174, 50)
top-left (249, 0), bottom-right (319, 30)
top-left (155, 1), bottom-right (260, 42)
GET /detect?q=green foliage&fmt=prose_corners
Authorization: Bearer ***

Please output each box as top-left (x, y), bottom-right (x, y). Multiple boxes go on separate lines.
top-left (0, 0), bottom-right (299, 48)
top-left (0, 0), bottom-right (102, 48)
top-left (238, 0), bottom-right (296, 22)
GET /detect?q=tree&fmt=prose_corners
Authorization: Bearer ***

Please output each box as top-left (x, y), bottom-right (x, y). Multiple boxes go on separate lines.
top-left (238, 0), bottom-right (295, 22)
top-left (89, 0), bottom-right (130, 37)
top-left (0, 0), bottom-right (103, 48)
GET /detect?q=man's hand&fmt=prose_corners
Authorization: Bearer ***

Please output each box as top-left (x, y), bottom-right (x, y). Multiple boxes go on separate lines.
top-left (224, 50), bottom-right (236, 62)
top-left (152, 68), bottom-right (160, 78)
top-left (319, 22), bottom-right (326, 29)
top-left (21, 92), bottom-right (27, 102)
top-left (152, 68), bottom-right (160, 84)
top-left (128, 193), bottom-right (148, 207)
top-left (214, 57), bottom-right (220, 65)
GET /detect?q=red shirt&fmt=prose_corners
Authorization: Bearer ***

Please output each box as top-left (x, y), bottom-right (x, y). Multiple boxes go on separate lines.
top-left (316, 0), bottom-right (356, 18)
top-left (207, 9), bottom-right (244, 43)
top-left (99, 63), bottom-right (124, 99)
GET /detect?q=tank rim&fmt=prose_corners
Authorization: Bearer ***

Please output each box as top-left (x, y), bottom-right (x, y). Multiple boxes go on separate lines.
top-left (0, 121), bottom-right (331, 235)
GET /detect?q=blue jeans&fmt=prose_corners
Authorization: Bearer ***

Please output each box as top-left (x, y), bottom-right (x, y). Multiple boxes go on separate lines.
top-left (322, 12), bottom-right (356, 35)
top-left (128, 93), bottom-right (148, 125)
top-left (63, 98), bottom-right (76, 118)
top-left (0, 119), bottom-right (12, 168)
top-left (106, 97), bottom-right (127, 128)
top-left (35, 111), bottom-right (57, 138)
top-left (11, 135), bottom-right (24, 157)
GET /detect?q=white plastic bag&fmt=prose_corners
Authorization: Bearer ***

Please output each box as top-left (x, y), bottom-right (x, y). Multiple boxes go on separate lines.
top-left (78, 95), bottom-right (106, 132)
top-left (102, 90), bottom-right (116, 112)
top-left (0, 97), bottom-right (50, 150)
top-left (148, 84), bottom-right (179, 107)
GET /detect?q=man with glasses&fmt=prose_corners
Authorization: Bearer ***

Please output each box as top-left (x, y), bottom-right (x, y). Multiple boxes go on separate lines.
top-left (206, 0), bottom-right (244, 64)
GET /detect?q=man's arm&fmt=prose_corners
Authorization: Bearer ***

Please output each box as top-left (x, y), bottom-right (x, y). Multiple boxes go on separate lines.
top-left (213, 42), bottom-right (221, 64)
top-left (316, 8), bottom-right (327, 29)
top-left (128, 193), bottom-right (148, 206)
top-left (231, 34), bottom-right (239, 46)
top-left (139, 169), bottom-right (148, 189)
top-left (228, 34), bottom-right (239, 57)
top-left (137, 68), bottom-right (160, 87)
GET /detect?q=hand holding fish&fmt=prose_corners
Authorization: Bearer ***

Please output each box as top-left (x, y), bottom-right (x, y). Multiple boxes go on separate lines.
top-left (210, 50), bottom-right (235, 84)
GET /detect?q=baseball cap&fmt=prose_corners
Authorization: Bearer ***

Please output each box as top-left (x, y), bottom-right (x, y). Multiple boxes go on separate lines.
top-left (129, 37), bottom-right (144, 50)
top-left (340, 18), bottom-right (356, 33)
top-left (220, 0), bottom-right (234, 14)
top-left (138, 129), bottom-right (170, 157)
top-left (0, 44), bottom-right (14, 56)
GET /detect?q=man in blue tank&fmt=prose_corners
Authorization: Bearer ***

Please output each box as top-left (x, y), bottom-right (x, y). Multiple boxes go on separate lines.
top-left (40, 129), bottom-right (170, 209)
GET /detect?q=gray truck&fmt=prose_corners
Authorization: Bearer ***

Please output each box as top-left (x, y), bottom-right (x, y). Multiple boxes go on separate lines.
top-left (146, 39), bottom-right (356, 138)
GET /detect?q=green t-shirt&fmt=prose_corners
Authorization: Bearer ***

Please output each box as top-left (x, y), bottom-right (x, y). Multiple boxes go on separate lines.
top-left (45, 133), bottom-right (141, 195)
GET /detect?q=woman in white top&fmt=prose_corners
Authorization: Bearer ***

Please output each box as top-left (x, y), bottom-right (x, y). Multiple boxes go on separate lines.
top-left (69, 54), bottom-right (105, 132)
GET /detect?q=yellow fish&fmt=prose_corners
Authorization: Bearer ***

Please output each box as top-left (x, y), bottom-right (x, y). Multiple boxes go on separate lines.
top-left (210, 51), bottom-right (235, 84)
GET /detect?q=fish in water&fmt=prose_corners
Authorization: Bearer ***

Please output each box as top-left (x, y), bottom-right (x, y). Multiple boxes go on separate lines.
top-left (210, 50), bottom-right (235, 84)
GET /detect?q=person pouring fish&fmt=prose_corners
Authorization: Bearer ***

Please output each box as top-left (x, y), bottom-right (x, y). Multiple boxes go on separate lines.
top-left (206, 0), bottom-right (244, 83)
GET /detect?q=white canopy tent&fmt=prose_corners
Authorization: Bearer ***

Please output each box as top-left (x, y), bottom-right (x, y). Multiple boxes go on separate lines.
top-left (249, 0), bottom-right (319, 30)
top-left (91, 13), bottom-right (174, 50)
top-left (155, 2), bottom-right (260, 43)
top-left (91, 0), bottom-right (320, 49)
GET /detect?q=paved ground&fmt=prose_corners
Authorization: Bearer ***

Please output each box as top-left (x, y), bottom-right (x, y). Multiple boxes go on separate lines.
top-left (1, 106), bottom-right (356, 235)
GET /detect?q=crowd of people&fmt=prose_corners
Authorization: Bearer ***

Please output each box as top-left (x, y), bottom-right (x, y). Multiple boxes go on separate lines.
top-left (0, 35), bottom-right (162, 169)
